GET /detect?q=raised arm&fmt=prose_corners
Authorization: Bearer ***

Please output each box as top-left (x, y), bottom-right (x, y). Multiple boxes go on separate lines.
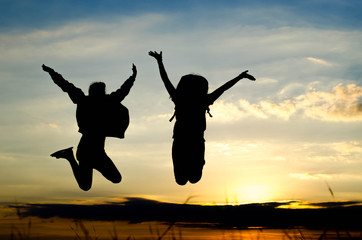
top-left (208, 70), bottom-right (255, 104)
top-left (42, 64), bottom-right (67, 89)
top-left (42, 64), bottom-right (85, 103)
top-left (110, 64), bottom-right (137, 102)
top-left (148, 51), bottom-right (176, 98)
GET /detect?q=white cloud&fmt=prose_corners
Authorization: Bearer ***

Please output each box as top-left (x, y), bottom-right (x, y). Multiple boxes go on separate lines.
top-left (238, 99), bottom-right (268, 119)
top-left (256, 77), bottom-right (279, 84)
top-left (143, 113), bottom-right (171, 122)
top-left (215, 83), bottom-right (362, 122)
top-left (278, 83), bottom-right (305, 96)
top-left (297, 84), bottom-right (362, 121)
top-left (289, 173), bottom-right (332, 180)
top-left (306, 57), bottom-right (333, 66)
top-left (330, 141), bottom-right (362, 158)
top-left (210, 100), bottom-right (249, 122)
top-left (259, 99), bottom-right (297, 120)
top-left (48, 123), bottom-right (59, 129)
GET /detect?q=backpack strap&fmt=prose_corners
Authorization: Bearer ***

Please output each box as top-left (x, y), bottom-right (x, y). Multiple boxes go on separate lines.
top-left (169, 111), bottom-right (176, 122)
top-left (169, 107), bottom-right (213, 122)
top-left (207, 107), bottom-right (213, 118)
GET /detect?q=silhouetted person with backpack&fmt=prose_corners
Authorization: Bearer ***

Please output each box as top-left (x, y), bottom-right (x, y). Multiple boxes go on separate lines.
top-left (42, 64), bottom-right (137, 191)
top-left (149, 51), bottom-right (255, 185)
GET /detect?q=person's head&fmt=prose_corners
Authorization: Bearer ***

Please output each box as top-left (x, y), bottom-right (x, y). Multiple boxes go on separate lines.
top-left (176, 74), bottom-right (208, 99)
top-left (88, 82), bottom-right (106, 97)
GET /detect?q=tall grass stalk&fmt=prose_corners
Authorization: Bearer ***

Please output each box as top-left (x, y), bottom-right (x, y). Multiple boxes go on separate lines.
top-left (10, 204), bottom-right (32, 240)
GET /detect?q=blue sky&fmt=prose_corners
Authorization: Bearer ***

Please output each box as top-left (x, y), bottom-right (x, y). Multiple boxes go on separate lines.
top-left (0, 0), bottom-right (362, 205)
top-left (2, 0), bottom-right (362, 31)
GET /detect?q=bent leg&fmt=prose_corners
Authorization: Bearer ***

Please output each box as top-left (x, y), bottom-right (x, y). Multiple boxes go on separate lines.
top-left (188, 139), bottom-right (205, 184)
top-left (77, 134), bottom-right (121, 184)
top-left (76, 135), bottom-right (107, 190)
top-left (76, 163), bottom-right (93, 191)
top-left (94, 153), bottom-right (122, 184)
top-left (188, 165), bottom-right (204, 184)
top-left (172, 138), bottom-right (205, 185)
top-left (172, 139), bottom-right (188, 185)
top-left (51, 146), bottom-right (93, 191)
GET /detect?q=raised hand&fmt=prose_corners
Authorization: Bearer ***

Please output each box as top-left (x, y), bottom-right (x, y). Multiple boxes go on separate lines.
top-left (239, 70), bottom-right (256, 81)
top-left (42, 64), bottom-right (54, 73)
top-left (148, 51), bottom-right (163, 61)
top-left (132, 64), bottom-right (137, 77)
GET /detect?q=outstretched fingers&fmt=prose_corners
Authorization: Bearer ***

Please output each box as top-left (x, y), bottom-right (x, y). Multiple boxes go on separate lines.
top-left (240, 70), bottom-right (256, 81)
top-left (42, 64), bottom-right (52, 72)
top-left (148, 51), bottom-right (162, 61)
top-left (245, 72), bottom-right (256, 81)
top-left (132, 64), bottom-right (137, 76)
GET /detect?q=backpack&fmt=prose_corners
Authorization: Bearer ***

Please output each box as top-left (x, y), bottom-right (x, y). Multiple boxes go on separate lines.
top-left (105, 103), bottom-right (130, 139)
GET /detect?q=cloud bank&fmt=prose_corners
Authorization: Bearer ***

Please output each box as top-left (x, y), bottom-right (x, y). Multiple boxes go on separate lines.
top-left (10, 198), bottom-right (362, 230)
top-left (211, 84), bottom-right (362, 122)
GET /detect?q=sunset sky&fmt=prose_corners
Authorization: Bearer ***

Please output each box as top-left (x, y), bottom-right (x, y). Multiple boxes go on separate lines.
top-left (0, 0), bottom-right (362, 205)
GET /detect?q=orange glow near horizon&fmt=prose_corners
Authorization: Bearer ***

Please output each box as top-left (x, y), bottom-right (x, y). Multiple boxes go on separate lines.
top-left (1, 214), bottom-right (361, 240)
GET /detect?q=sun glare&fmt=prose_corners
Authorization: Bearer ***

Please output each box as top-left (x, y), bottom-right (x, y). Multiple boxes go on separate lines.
top-left (237, 185), bottom-right (273, 203)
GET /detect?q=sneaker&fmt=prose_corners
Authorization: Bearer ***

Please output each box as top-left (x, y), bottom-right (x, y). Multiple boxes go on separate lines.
top-left (50, 147), bottom-right (73, 159)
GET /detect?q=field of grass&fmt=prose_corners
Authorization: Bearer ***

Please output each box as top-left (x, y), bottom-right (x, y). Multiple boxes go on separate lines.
top-left (4, 204), bottom-right (362, 240)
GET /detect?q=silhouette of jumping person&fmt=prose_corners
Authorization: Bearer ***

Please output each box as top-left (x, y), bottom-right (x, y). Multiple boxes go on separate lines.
top-left (42, 64), bottom-right (137, 191)
top-left (149, 51), bottom-right (255, 185)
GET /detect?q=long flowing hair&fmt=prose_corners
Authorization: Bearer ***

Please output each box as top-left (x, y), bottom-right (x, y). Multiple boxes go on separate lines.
top-left (168, 74), bottom-right (211, 122)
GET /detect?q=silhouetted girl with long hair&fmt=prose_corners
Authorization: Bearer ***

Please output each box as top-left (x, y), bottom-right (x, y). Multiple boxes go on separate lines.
top-left (149, 51), bottom-right (255, 185)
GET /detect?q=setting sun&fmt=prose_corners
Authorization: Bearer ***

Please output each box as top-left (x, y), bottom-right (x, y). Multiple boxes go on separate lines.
top-left (236, 184), bottom-right (274, 203)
